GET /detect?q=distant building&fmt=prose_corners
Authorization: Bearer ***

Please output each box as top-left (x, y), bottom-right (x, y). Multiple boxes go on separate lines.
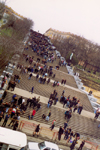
top-left (44, 28), bottom-right (72, 40)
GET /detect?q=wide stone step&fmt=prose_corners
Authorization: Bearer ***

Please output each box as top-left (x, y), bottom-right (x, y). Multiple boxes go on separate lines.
top-left (12, 70), bottom-right (94, 113)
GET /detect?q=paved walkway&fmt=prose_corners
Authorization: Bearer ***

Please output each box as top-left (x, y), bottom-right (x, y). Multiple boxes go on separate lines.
top-left (7, 87), bottom-right (95, 120)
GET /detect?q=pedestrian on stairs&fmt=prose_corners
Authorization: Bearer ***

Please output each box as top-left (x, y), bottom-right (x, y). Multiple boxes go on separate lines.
top-left (28, 73), bottom-right (32, 80)
top-left (46, 110), bottom-right (51, 121)
top-left (70, 139), bottom-right (77, 150)
top-left (50, 119), bottom-right (56, 131)
top-left (30, 86), bottom-right (34, 94)
top-left (78, 140), bottom-right (85, 150)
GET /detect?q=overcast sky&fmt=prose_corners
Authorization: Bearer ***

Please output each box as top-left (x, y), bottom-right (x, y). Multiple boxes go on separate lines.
top-left (3, 0), bottom-right (100, 44)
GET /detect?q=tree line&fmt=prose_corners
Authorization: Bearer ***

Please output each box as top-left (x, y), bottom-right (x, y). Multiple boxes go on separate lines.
top-left (0, 1), bottom-right (33, 72)
top-left (51, 33), bottom-right (100, 72)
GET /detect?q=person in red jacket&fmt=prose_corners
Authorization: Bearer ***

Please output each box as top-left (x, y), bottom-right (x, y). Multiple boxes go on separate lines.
top-left (31, 109), bottom-right (36, 119)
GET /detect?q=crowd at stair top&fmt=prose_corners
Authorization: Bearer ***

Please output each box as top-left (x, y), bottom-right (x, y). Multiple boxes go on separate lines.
top-left (0, 30), bottom-right (100, 149)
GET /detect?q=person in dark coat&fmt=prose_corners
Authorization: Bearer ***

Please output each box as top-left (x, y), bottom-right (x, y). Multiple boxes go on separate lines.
top-left (2, 114), bottom-right (10, 127)
top-left (70, 139), bottom-right (77, 150)
top-left (13, 121), bottom-right (19, 130)
top-left (78, 140), bottom-right (85, 150)
top-left (33, 124), bottom-right (40, 137)
top-left (28, 73), bottom-right (32, 80)
top-left (30, 86), bottom-right (34, 94)
top-left (18, 96), bottom-right (23, 105)
top-left (47, 78), bottom-right (50, 84)
top-left (2, 90), bottom-right (7, 99)
top-left (0, 111), bottom-right (4, 122)
top-left (58, 126), bottom-right (64, 141)
top-left (64, 121), bottom-right (68, 130)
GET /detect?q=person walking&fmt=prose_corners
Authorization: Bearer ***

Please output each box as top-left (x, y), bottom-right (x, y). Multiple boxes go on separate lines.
top-left (30, 86), bottom-right (34, 94)
top-left (46, 110), bottom-right (51, 121)
top-left (33, 124), bottom-right (40, 137)
top-left (50, 120), bottom-right (56, 131)
top-left (70, 139), bottom-right (77, 150)
top-left (78, 140), bottom-right (85, 150)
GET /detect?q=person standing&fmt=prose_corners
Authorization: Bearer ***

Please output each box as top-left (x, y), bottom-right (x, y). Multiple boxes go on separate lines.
top-left (36, 73), bottom-right (39, 80)
top-left (2, 114), bottom-right (10, 127)
top-left (0, 111), bottom-right (4, 122)
top-left (36, 103), bottom-right (41, 111)
top-left (30, 86), bottom-right (34, 94)
top-left (2, 90), bottom-right (7, 99)
top-left (62, 90), bottom-right (65, 96)
top-left (94, 108), bottom-right (100, 119)
top-left (64, 121), bottom-right (68, 130)
top-left (31, 109), bottom-right (36, 119)
top-left (58, 126), bottom-right (64, 141)
top-left (8, 114), bottom-right (17, 127)
top-left (18, 96), bottom-right (23, 106)
top-left (63, 97), bottom-right (67, 108)
top-left (11, 94), bottom-right (17, 103)
top-left (11, 81), bottom-right (16, 91)
top-left (70, 139), bottom-right (77, 150)
top-left (46, 110), bottom-right (51, 121)
top-left (79, 104), bottom-right (83, 115)
top-left (28, 73), bottom-right (32, 80)
top-left (13, 121), bottom-right (19, 130)
top-left (50, 120), bottom-right (56, 131)
top-left (54, 97), bottom-right (58, 105)
top-left (78, 140), bottom-right (85, 150)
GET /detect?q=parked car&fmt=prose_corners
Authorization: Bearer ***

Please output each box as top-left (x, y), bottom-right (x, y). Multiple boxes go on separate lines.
top-left (28, 141), bottom-right (63, 150)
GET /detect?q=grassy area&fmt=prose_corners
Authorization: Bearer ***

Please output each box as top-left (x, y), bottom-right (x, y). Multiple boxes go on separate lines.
top-left (87, 76), bottom-right (100, 84)
top-left (74, 67), bottom-right (100, 90)
top-left (1, 28), bottom-right (13, 37)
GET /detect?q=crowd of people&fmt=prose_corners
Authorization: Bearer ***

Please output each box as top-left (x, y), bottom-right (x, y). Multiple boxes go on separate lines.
top-left (0, 30), bottom-right (88, 150)
top-left (60, 94), bottom-right (83, 117)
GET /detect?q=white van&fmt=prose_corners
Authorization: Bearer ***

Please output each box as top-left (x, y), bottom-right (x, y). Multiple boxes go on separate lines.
top-left (0, 127), bottom-right (27, 150)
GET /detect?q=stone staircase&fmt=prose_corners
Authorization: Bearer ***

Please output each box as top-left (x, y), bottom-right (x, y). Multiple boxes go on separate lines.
top-left (20, 48), bottom-right (77, 88)
top-left (12, 69), bottom-right (94, 113)
top-left (3, 92), bottom-right (100, 140)
top-left (2, 46), bottom-right (100, 144)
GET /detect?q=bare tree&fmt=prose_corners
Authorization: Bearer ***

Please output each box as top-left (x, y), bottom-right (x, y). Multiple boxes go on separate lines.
top-left (0, 1), bottom-right (5, 19)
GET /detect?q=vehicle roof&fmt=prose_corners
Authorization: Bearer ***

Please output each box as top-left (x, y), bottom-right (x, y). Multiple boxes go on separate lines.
top-left (0, 127), bottom-right (27, 147)
top-left (45, 141), bottom-right (59, 149)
